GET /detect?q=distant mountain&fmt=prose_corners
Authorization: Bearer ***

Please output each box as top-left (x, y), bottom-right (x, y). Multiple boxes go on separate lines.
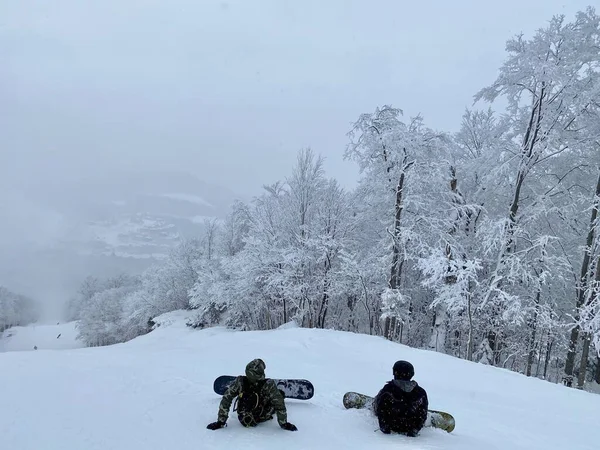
top-left (0, 170), bottom-right (246, 317)
top-left (12, 169), bottom-right (243, 257)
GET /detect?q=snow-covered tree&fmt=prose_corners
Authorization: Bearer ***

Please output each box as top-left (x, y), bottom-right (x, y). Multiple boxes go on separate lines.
top-left (188, 148), bottom-right (355, 332)
top-left (74, 239), bottom-right (204, 346)
top-left (63, 5), bottom-right (600, 389)
top-left (570, 169), bottom-right (600, 387)
top-left (345, 106), bottom-right (454, 343)
top-left (0, 286), bottom-right (38, 331)
top-left (470, 7), bottom-right (600, 368)
top-left (76, 274), bottom-right (140, 346)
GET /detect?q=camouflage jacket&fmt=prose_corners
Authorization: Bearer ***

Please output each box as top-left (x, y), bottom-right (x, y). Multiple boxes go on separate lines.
top-left (217, 376), bottom-right (287, 425)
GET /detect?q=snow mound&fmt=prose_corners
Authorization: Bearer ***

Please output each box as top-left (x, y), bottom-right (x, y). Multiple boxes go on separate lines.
top-left (150, 309), bottom-right (196, 329)
top-left (276, 320), bottom-right (299, 330)
top-left (584, 381), bottom-right (600, 395)
top-left (0, 325), bottom-right (598, 449)
top-left (0, 321), bottom-right (84, 352)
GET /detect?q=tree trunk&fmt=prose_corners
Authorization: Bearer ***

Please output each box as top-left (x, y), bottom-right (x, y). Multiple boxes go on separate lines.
top-left (389, 151), bottom-right (412, 292)
top-left (430, 167), bottom-right (462, 354)
top-left (453, 329), bottom-right (462, 359)
top-left (398, 320), bottom-right (404, 344)
top-left (535, 329), bottom-right (548, 378)
top-left (384, 316), bottom-right (398, 341)
top-left (577, 334), bottom-right (591, 389)
top-left (564, 326), bottom-right (580, 386)
top-left (389, 171), bottom-right (405, 290)
top-left (486, 328), bottom-right (505, 366)
top-left (505, 85), bottom-right (545, 250)
top-left (467, 290), bottom-right (474, 361)
top-left (594, 355), bottom-right (600, 385)
top-left (347, 295), bottom-right (357, 332)
top-left (317, 258), bottom-right (331, 329)
top-left (385, 151), bottom-right (413, 341)
top-left (405, 300), bottom-right (413, 344)
top-left (428, 305), bottom-right (448, 352)
top-left (577, 248), bottom-right (600, 388)
top-left (480, 89), bottom-right (545, 346)
top-left (565, 171), bottom-right (600, 384)
top-left (526, 288), bottom-right (541, 377)
top-left (317, 289), bottom-right (329, 329)
top-left (543, 337), bottom-right (553, 380)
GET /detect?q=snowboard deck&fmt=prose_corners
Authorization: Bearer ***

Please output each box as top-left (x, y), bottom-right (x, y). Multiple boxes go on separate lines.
top-left (343, 391), bottom-right (455, 433)
top-left (213, 375), bottom-right (314, 400)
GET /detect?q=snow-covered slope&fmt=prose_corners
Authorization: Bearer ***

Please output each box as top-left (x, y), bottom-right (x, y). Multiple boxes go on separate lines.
top-left (0, 322), bottom-right (83, 352)
top-left (0, 316), bottom-right (598, 450)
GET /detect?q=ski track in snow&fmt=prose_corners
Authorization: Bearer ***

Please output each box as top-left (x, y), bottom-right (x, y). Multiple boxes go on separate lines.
top-left (0, 316), bottom-right (599, 450)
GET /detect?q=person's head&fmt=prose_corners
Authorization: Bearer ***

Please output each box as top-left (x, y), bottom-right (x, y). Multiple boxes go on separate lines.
top-left (245, 358), bottom-right (266, 383)
top-left (393, 360), bottom-right (414, 381)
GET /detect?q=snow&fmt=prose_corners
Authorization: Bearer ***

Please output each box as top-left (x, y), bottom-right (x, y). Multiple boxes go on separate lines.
top-left (1, 315), bottom-right (598, 450)
top-left (276, 320), bottom-right (300, 330)
top-left (150, 309), bottom-right (194, 329)
top-left (0, 321), bottom-right (84, 352)
top-left (83, 215), bottom-right (180, 258)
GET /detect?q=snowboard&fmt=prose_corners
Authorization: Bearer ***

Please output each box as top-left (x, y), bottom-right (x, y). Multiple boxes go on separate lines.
top-left (213, 375), bottom-right (314, 400)
top-left (342, 391), bottom-right (455, 433)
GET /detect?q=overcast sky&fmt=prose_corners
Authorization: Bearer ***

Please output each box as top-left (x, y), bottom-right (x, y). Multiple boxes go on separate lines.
top-left (1, 0), bottom-right (594, 196)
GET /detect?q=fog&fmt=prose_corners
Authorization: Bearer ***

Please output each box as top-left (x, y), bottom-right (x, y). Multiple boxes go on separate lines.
top-left (0, 0), bottom-right (593, 320)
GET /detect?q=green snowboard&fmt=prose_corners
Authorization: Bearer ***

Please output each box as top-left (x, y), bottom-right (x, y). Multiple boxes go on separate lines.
top-left (343, 391), bottom-right (455, 433)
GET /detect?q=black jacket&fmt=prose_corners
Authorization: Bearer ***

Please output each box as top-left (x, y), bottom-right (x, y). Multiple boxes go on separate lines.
top-left (373, 379), bottom-right (428, 433)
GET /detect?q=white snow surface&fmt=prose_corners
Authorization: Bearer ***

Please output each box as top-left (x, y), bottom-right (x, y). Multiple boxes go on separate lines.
top-left (0, 321), bottom-right (83, 352)
top-left (1, 314), bottom-right (598, 450)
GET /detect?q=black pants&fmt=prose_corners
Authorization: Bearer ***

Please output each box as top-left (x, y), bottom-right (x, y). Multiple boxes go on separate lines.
top-left (377, 408), bottom-right (422, 434)
top-left (375, 395), bottom-right (424, 434)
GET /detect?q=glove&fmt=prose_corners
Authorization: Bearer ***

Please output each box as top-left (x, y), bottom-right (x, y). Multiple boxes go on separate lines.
top-left (280, 422), bottom-right (298, 431)
top-left (207, 421), bottom-right (226, 430)
top-left (378, 418), bottom-right (391, 434)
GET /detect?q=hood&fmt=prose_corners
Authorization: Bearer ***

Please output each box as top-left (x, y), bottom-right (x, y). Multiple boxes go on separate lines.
top-left (245, 358), bottom-right (266, 383)
top-left (392, 379), bottom-right (417, 392)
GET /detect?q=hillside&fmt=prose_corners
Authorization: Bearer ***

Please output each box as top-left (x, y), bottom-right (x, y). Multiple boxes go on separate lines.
top-left (0, 314), bottom-right (598, 450)
top-left (0, 322), bottom-right (84, 352)
top-left (2, 170), bottom-right (241, 259)
top-left (0, 170), bottom-right (244, 318)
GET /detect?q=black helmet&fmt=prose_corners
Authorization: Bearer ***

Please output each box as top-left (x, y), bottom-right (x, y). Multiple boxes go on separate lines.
top-left (393, 360), bottom-right (414, 380)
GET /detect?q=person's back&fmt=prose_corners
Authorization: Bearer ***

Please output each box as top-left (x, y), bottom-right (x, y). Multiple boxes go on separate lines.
top-left (373, 360), bottom-right (428, 437)
top-left (232, 373), bottom-right (284, 426)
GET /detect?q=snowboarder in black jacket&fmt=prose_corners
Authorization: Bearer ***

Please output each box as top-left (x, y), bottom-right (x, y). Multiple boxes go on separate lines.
top-left (373, 360), bottom-right (428, 437)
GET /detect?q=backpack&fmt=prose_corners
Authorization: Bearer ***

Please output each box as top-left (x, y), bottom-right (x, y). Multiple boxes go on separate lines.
top-left (233, 376), bottom-right (268, 426)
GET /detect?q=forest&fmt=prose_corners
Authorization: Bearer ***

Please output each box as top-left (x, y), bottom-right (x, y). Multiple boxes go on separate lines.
top-left (0, 286), bottom-right (38, 332)
top-left (43, 7), bottom-right (600, 389)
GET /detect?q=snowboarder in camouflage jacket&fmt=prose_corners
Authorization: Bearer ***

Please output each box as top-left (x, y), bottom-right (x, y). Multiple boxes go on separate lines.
top-left (207, 358), bottom-right (298, 431)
